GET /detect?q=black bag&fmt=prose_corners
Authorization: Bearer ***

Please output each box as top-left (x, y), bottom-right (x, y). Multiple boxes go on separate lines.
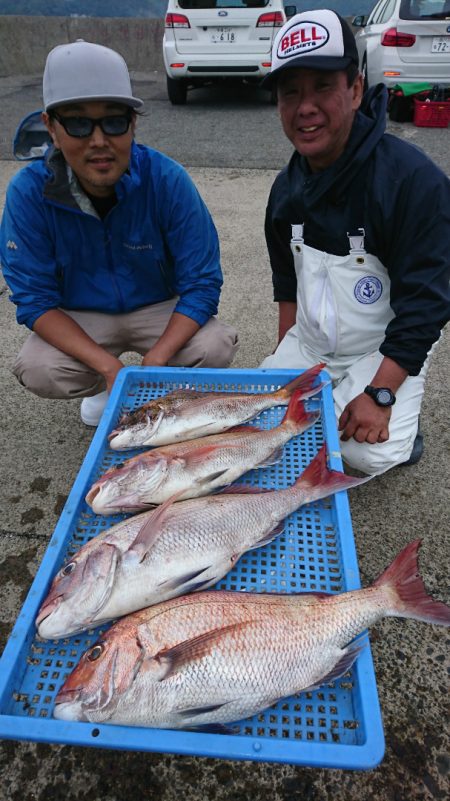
top-left (388, 92), bottom-right (413, 122)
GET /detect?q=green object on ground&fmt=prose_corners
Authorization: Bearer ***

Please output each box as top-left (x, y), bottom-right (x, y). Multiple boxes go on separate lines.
top-left (393, 83), bottom-right (433, 97)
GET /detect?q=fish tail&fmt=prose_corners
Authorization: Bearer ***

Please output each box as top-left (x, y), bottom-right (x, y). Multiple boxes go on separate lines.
top-left (275, 363), bottom-right (327, 402)
top-left (281, 389), bottom-right (320, 430)
top-left (293, 444), bottom-right (371, 498)
top-left (373, 540), bottom-right (450, 626)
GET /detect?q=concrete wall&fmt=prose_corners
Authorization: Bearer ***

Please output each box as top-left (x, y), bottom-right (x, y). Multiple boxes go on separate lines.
top-left (0, 16), bottom-right (166, 77)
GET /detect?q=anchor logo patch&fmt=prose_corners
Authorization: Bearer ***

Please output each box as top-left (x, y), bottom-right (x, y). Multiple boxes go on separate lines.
top-left (354, 276), bottom-right (382, 304)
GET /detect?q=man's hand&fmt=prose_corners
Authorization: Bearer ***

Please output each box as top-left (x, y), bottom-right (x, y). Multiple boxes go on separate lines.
top-left (141, 347), bottom-right (169, 368)
top-left (141, 311), bottom-right (201, 368)
top-left (338, 355), bottom-right (408, 445)
top-left (102, 358), bottom-right (126, 393)
top-left (338, 393), bottom-right (391, 444)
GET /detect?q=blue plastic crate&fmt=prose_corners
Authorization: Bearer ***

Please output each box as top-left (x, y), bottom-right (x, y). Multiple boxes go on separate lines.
top-left (0, 367), bottom-right (384, 768)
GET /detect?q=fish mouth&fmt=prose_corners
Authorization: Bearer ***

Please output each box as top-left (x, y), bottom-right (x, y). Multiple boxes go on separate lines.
top-left (86, 483), bottom-right (149, 514)
top-left (85, 484), bottom-right (100, 507)
top-left (53, 689), bottom-right (86, 720)
top-left (36, 603), bottom-right (88, 640)
top-left (108, 427), bottom-right (125, 443)
top-left (108, 411), bottom-right (164, 450)
top-left (107, 426), bottom-right (144, 449)
top-left (36, 596), bottom-right (62, 631)
top-left (54, 685), bottom-right (82, 706)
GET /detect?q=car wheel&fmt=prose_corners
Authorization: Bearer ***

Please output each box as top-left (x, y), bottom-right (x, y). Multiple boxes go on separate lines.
top-left (269, 85), bottom-right (277, 105)
top-left (362, 55), bottom-right (369, 94)
top-left (166, 76), bottom-right (187, 105)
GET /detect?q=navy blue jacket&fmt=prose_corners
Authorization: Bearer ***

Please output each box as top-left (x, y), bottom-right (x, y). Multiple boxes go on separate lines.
top-left (1, 141), bottom-right (222, 330)
top-left (265, 85), bottom-right (450, 375)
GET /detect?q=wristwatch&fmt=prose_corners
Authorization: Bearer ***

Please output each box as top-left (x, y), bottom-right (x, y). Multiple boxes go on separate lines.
top-left (364, 385), bottom-right (396, 407)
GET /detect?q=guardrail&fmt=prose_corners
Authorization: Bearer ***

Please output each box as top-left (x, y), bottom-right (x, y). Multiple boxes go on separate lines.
top-left (0, 16), bottom-right (165, 77)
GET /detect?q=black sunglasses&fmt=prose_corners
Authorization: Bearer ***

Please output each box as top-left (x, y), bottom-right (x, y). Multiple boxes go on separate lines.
top-left (51, 111), bottom-right (133, 138)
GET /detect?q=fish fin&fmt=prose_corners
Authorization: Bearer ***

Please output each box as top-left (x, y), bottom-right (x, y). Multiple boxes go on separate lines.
top-left (281, 391), bottom-right (321, 431)
top-left (293, 444), bottom-right (372, 499)
top-left (127, 492), bottom-right (184, 562)
top-left (156, 622), bottom-right (251, 681)
top-left (183, 577), bottom-right (219, 593)
top-left (373, 539), bottom-right (450, 626)
top-left (257, 445), bottom-right (285, 467)
top-left (226, 424), bottom-right (262, 434)
top-left (216, 484), bottom-right (273, 495)
top-left (158, 566), bottom-right (211, 590)
top-left (253, 522), bottom-right (285, 547)
top-left (177, 703), bottom-right (229, 718)
top-left (303, 639), bottom-right (366, 692)
top-left (186, 722), bottom-right (235, 735)
top-left (275, 363), bottom-right (327, 401)
top-left (195, 469), bottom-right (231, 486)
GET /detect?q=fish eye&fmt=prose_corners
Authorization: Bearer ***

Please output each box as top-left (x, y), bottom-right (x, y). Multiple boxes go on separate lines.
top-left (62, 562), bottom-right (76, 576)
top-left (87, 644), bottom-right (104, 662)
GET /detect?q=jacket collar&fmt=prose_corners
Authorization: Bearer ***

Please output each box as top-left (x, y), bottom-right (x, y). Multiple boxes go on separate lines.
top-left (43, 140), bottom-right (141, 214)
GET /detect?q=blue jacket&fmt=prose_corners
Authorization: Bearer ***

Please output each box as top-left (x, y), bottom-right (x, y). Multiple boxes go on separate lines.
top-left (265, 85), bottom-right (450, 376)
top-left (1, 139), bottom-right (222, 330)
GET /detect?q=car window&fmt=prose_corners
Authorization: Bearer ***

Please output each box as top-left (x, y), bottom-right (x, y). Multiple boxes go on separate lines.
top-left (379, 0), bottom-right (397, 21)
top-left (179, 0), bottom-right (270, 8)
top-left (400, 0), bottom-right (450, 19)
top-left (368, 0), bottom-right (390, 24)
top-left (366, 0), bottom-right (381, 23)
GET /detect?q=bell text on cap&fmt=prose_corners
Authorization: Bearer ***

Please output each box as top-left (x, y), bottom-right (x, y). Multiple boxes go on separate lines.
top-left (279, 22), bottom-right (329, 59)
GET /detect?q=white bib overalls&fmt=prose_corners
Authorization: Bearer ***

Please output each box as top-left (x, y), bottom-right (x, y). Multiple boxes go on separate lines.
top-left (261, 225), bottom-right (433, 474)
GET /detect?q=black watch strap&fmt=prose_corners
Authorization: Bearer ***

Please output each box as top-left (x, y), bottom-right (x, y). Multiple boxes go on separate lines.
top-left (364, 385), bottom-right (396, 407)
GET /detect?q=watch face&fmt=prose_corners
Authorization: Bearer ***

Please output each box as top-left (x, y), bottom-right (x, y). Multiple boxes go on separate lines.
top-left (377, 389), bottom-right (393, 405)
top-left (364, 385), bottom-right (396, 406)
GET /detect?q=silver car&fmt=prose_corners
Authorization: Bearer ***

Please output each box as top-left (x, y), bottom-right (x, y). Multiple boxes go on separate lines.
top-left (352, 0), bottom-right (450, 89)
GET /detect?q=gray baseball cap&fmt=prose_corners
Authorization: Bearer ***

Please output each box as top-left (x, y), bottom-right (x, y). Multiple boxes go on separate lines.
top-left (43, 40), bottom-right (143, 111)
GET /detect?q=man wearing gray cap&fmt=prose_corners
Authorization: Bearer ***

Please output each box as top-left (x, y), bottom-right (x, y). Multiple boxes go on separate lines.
top-left (260, 10), bottom-right (450, 475)
top-left (0, 41), bottom-right (238, 425)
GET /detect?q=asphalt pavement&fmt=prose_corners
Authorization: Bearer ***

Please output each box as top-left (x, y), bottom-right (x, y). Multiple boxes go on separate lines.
top-left (0, 70), bottom-right (449, 801)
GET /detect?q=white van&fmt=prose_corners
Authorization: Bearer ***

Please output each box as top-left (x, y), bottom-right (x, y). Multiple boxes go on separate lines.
top-left (163, 0), bottom-right (295, 104)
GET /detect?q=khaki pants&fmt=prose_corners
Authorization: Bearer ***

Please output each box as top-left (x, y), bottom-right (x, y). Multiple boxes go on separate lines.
top-left (13, 299), bottom-right (239, 399)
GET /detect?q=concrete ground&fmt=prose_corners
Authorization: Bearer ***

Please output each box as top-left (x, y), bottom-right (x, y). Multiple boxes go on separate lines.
top-left (0, 128), bottom-right (449, 799)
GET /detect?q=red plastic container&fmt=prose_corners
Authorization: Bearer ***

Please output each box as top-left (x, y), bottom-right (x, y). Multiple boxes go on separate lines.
top-left (413, 98), bottom-right (450, 128)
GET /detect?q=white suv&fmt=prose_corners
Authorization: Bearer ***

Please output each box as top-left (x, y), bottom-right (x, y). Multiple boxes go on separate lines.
top-left (353, 0), bottom-right (450, 90)
top-left (163, 0), bottom-right (294, 104)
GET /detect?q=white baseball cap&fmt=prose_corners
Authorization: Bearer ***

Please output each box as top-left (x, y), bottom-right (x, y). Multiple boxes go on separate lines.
top-left (43, 40), bottom-right (143, 111)
top-left (262, 10), bottom-right (360, 88)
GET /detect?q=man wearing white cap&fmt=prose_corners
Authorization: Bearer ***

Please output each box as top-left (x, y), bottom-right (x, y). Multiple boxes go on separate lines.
top-left (260, 10), bottom-right (450, 475)
top-left (1, 41), bottom-right (238, 425)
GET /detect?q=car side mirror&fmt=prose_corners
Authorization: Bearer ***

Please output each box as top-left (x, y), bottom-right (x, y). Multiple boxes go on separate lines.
top-left (352, 15), bottom-right (367, 27)
top-left (284, 5), bottom-right (297, 18)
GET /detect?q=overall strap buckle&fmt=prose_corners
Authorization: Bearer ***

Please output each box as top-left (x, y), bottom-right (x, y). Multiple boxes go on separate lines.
top-left (347, 227), bottom-right (366, 254)
top-left (290, 223), bottom-right (304, 244)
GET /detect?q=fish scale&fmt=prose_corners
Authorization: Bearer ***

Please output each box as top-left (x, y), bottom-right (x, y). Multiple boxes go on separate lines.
top-left (37, 445), bottom-right (369, 639)
top-left (108, 364), bottom-right (327, 450)
top-left (55, 593), bottom-right (370, 727)
top-left (53, 540), bottom-right (450, 729)
top-left (86, 391), bottom-right (321, 514)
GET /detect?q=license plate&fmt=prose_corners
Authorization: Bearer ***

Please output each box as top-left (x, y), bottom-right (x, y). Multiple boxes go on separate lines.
top-left (210, 27), bottom-right (236, 43)
top-left (431, 36), bottom-right (450, 53)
